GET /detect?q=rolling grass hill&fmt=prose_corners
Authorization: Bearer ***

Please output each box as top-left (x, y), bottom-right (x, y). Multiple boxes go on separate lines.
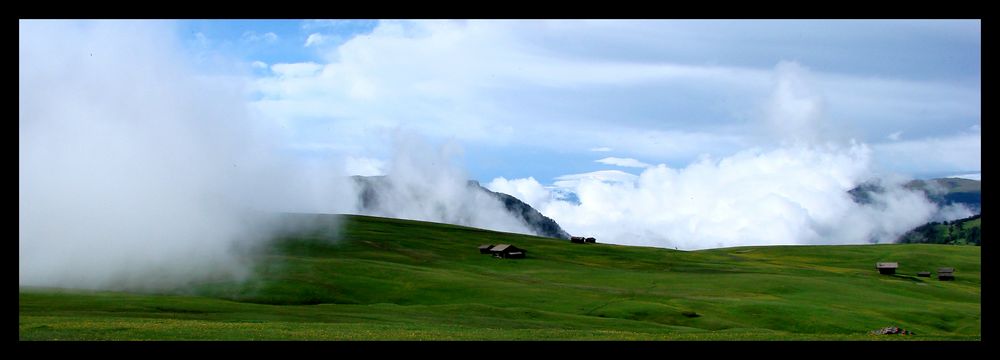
top-left (19, 214), bottom-right (981, 340)
top-left (900, 214), bottom-right (981, 246)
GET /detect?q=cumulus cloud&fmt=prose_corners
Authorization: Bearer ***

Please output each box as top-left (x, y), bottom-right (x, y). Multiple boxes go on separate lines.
top-left (250, 20), bottom-right (979, 177)
top-left (19, 21), bottom-right (356, 290)
top-left (596, 157), bottom-right (652, 168)
top-left (487, 61), bottom-right (949, 250)
top-left (304, 33), bottom-right (326, 47)
top-left (485, 177), bottom-right (553, 210)
top-left (763, 61), bottom-right (828, 144)
top-left (492, 143), bottom-right (939, 250)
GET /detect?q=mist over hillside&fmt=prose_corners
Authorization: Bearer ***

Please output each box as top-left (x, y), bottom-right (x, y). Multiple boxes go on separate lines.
top-left (849, 177), bottom-right (980, 221)
top-left (899, 213), bottom-right (980, 246)
top-left (351, 175), bottom-right (570, 239)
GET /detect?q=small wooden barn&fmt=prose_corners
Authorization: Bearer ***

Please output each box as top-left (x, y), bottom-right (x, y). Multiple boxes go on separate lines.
top-left (570, 236), bottom-right (585, 244)
top-left (916, 271), bottom-right (931, 277)
top-left (876, 262), bottom-right (898, 275)
top-left (937, 267), bottom-right (955, 281)
top-left (479, 244), bottom-right (495, 254)
top-left (585, 237), bottom-right (596, 243)
top-left (490, 244), bottom-right (526, 259)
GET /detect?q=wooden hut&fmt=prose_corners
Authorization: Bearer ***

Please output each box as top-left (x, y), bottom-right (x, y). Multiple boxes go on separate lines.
top-left (876, 262), bottom-right (898, 275)
top-left (490, 244), bottom-right (526, 259)
top-left (585, 237), bottom-right (596, 243)
top-left (937, 267), bottom-right (955, 281)
top-left (916, 271), bottom-right (931, 277)
top-left (570, 236), bottom-right (585, 244)
top-left (479, 244), bottom-right (495, 254)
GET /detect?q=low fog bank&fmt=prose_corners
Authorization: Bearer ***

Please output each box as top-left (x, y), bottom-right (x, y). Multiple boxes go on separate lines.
top-left (19, 21), bottom-right (354, 290)
top-left (490, 143), bottom-right (946, 250)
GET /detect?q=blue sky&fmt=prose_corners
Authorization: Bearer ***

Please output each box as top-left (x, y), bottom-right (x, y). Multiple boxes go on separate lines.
top-left (167, 19), bottom-right (979, 184)
top-left (177, 20), bottom-right (378, 66)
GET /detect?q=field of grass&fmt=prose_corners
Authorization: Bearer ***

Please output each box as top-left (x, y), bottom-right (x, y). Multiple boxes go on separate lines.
top-left (19, 214), bottom-right (981, 340)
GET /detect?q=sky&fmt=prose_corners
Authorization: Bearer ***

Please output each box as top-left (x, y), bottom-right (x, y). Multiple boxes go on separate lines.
top-left (172, 19), bottom-right (980, 182)
top-left (19, 20), bottom-right (982, 287)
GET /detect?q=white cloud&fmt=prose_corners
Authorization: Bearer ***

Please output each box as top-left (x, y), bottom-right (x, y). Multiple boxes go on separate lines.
top-left (304, 33), bottom-right (326, 47)
top-left (250, 20), bottom-right (978, 177)
top-left (344, 156), bottom-right (386, 176)
top-left (887, 131), bottom-right (903, 141)
top-left (251, 60), bottom-right (268, 69)
top-left (494, 143), bottom-right (940, 250)
top-left (596, 157), bottom-right (652, 168)
top-left (486, 176), bottom-right (552, 210)
top-left (590, 147), bottom-right (613, 152)
top-left (763, 61), bottom-right (827, 145)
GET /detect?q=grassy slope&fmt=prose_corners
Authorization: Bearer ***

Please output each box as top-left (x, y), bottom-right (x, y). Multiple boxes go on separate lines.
top-left (19, 214), bottom-right (981, 340)
top-left (901, 215), bottom-right (981, 245)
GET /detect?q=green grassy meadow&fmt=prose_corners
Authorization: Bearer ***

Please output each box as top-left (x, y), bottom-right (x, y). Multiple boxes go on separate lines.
top-left (19, 214), bottom-right (981, 340)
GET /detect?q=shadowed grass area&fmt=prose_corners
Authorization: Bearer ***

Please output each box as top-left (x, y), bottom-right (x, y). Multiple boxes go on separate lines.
top-left (20, 214), bottom-right (980, 340)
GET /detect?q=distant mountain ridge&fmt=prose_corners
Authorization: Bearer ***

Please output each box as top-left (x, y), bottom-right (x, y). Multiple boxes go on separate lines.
top-left (849, 177), bottom-right (981, 213)
top-left (350, 175), bottom-right (571, 239)
top-left (469, 180), bottom-right (572, 240)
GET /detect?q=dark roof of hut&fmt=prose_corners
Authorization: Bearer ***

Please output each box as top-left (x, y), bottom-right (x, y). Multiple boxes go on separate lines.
top-left (876, 262), bottom-right (899, 268)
